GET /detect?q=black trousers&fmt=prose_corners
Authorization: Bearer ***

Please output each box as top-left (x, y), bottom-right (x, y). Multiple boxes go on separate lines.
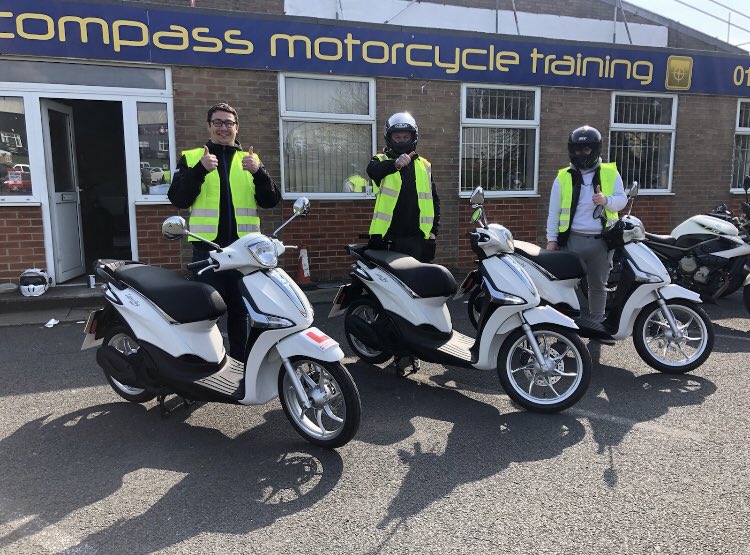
top-left (191, 248), bottom-right (247, 360)
top-left (387, 235), bottom-right (437, 263)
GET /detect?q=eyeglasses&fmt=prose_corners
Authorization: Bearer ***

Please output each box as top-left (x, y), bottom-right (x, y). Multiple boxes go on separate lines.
top-left (210, 119), bottom-right (237, 128)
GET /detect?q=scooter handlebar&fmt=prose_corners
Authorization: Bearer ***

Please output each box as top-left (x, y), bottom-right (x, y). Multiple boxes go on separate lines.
top-left (186, 258), bottom-right (213, 271)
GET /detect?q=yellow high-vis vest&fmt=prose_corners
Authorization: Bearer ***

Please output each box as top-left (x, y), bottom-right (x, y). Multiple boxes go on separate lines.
top-left (345, 174), bottom-right (368, 192)
top-left (369, 154), bottom-right (434, 239)
top-left (557, 162), bottom-right (619, 232)
top-left (183, 147), bottom-right (260, 241)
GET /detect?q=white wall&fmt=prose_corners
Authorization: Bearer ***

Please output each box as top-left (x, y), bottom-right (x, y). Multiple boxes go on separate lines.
top-left (284, 0), bottom-right (668, 47)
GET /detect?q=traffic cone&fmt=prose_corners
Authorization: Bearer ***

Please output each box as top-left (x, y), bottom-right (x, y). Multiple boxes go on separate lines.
top-left (296, 246), bottom-right (313, 288)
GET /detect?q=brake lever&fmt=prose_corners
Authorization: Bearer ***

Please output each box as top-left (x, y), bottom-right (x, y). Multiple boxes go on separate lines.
top-left (197, 263), bottom-right (218, 276)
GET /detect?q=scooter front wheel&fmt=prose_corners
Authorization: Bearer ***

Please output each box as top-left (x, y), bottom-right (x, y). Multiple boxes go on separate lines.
top-left (633, 299), bottom-right (713, 373)
top-left (467, 287), bottom-right (488, 330)
top-left (497, 326), bottom-right (591, 413)
top-left (278, 357), bottom-right (361, 448)
top-left (744, 284), bottom-right (750, 314)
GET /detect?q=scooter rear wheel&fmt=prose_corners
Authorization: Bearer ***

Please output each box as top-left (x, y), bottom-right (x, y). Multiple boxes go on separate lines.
top-left (278, 357), bottom-right (361, 448)
top-left (344, 298), bottom-right (392, 364)
top-left (632, 299), bottom-right (713, 373)
top-left (497, 326), bottom-right (591, 413)
top-left (101, 327), bottom-right (156, 403)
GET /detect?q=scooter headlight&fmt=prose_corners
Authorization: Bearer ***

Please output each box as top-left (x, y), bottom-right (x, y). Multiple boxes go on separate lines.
top-left (246, 236), bottom-right (278, 267)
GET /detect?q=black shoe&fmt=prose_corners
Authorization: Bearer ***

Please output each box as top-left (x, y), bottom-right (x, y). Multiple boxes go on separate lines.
top-left (592, 337), bottom-right (616, 346)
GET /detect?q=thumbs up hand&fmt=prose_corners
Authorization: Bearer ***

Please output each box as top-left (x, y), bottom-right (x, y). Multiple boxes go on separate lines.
top-left (200, 145), bottom-right (218, 171)
top-left (242, 145), bottom-right (260, 174)
top-left (394, 152), bottom-right (415, 170)
top-left (592, 184), bottom-right (608, 206)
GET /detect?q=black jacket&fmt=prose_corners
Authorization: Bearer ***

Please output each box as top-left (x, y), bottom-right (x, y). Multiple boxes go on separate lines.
top-left (168, 140), bottom-right (281, 248)
top-left (366, 152), bottom-right (441, 238)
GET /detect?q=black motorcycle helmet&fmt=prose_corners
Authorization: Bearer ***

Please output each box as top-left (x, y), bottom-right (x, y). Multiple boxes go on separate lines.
top-left (384, 112), bottom-right (419, 155)
top-left (568, 126), bottom-right (602, 170)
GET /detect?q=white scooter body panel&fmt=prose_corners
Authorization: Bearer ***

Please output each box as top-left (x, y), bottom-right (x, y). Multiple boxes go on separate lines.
top-left (626, 242), bottom-right (671, 283)
top-left (107, 287), bottom-right (225, 362)
top-left (510, 254), bottom-right (580, 309)
top-left (672, 215), bottom-right (739, 238)
top-left (711, 239), bottom-right (750, 259)
top-left (357, 262), bottom-right (453, 333)
top-left (481, 256), bottom-right (540, 305)
top-left (243, 268), bottom-right (314, 328)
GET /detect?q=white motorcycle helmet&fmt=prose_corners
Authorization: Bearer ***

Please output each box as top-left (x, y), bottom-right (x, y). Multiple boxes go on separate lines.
top-left (19, 268), bottom-right (51, 297)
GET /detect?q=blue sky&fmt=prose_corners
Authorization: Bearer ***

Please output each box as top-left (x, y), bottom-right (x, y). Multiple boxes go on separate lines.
top-left (625, 0), bottom-right (750, 52)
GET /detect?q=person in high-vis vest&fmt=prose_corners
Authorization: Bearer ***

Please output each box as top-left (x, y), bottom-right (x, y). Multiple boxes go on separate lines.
top-left (366, 112), bottom-right (440, 263)
top-left (168, 102), bottom-right (280, 360)
top-left (545, 125), bottom-right (627, 326)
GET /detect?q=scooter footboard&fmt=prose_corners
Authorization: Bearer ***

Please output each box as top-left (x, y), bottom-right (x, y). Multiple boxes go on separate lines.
top-left (276, 327), bottom-right (345, 362)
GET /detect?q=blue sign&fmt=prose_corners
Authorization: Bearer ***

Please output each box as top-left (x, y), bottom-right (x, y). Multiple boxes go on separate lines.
top-left (2, 0), bottom-right (750, 95)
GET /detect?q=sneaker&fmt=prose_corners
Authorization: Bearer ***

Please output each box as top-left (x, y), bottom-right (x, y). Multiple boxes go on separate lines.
top-left (592, 337), bottom-right (616, 346)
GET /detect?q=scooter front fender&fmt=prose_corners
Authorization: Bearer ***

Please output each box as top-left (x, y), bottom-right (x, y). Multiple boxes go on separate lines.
top-left (522, 305), bottom-right (579, 329)
top-left (658, 284), bottom-right (702, 303)
top-left (276, 327), bottom-right (345, 363)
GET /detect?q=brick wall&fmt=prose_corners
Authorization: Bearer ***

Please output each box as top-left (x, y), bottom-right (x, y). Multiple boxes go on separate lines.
top-left (0, 207), bottom-right (46, 283)
top-left (135, 205), bottom-right (184, 269)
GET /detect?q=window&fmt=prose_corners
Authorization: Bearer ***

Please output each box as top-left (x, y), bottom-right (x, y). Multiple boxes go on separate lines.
top-left (460, 85), bottom-right (540, 195)
top-left (137, 102), bottom-right (171, 196)
top-left (0, 96), bottom-right (32, 197)
top-left (732, 100), bottom-right (750, 190)
top-left (279, 74), bottom-right (375, 197)
top-left (609, 93), bottom-right (676, 192)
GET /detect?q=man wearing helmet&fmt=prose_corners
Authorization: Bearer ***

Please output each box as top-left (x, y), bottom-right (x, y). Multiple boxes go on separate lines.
top-left (169, 102), bottom-right (281, 360)
top-left (366, 112), bottom-right (440, 262)
top-left (545, 125), bottom-right (627, 324)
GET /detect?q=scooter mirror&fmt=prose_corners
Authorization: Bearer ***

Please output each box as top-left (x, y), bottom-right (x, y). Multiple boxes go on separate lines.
top-left (628, 181), bottom-right (640, 199)
top-left (469, 187), bottom-right (484, 206)
top-left (162, 216), bottom-right (187, 240)
top-left (593, 204), bottom-right (604, 220)
top-left (293, 197), bottom-right (311, 216)
top-left (470, 207), bottom-right (483, 224)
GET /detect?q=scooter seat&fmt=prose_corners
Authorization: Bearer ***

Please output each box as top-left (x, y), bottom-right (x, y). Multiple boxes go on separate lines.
top-left (513, 241), bottom-right (585, 280)
top-left (113, 264), bottom-right (226, 323)
top-left (644, 232), bottom-right (677, 245)
top-left (363, 250), bottom-right (458, 298)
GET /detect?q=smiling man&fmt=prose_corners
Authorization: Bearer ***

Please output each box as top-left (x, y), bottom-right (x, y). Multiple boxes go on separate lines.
top-left (168, 102), bottom-right (281, 360)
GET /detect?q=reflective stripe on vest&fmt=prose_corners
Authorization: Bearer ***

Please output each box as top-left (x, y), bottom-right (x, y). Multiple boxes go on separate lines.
top-left (369, 154), bottom-right (434, 239)
top-left (556, 162), bottom-right (619, 232)
top-left (183, 147), bottom-right (261, 241)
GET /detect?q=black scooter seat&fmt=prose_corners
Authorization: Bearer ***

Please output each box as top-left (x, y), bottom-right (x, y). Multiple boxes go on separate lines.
top-left (113, 264), bottom-right (226, 323)
top-left (513, 241), bottom-right (585, 280)
top-left (644, 232), bottom-right (677, 246)
top-left (362, 249), bottom-right (458, 298)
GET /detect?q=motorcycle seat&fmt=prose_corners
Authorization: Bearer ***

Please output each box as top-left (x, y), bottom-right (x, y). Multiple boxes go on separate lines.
top-left (513, 241), bottom-right (585, 280)
top-left (362, 249), bottom-right (458, 298)
top-left (644, 232), bottom-right (677, 246)
top-left (113, 263), bottom-right (227, 323)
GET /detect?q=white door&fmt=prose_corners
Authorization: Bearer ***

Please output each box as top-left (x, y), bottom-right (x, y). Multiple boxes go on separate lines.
top-left (41, 100), bottom-right (85, 283)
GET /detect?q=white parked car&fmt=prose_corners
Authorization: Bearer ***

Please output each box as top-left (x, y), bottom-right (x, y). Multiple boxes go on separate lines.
top-left (13, 164), bottom-right (31, 174)
top-left (150, 167), bottom-right (164, 183)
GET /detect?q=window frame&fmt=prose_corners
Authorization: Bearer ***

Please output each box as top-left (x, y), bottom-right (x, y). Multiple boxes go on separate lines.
top-left (278, 72), bottom-right (377, 200)
top-left (732, 98), bottom-right (750, 194)
top-left (609, 91), bottom-right (677, 195)
top-left (459, 83), bottom-right (541, 199)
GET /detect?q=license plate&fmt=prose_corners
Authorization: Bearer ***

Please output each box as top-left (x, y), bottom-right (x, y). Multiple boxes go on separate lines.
top-left (81, 309), bottom-right (104, 350)
top-left (328, 285), bottom-right (350, 318)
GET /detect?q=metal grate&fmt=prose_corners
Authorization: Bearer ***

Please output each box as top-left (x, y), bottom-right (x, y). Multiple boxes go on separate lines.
top-left (732, 134), bottom-right (750, 188)
top-left (609, 131), bottom-right (671, 189)
top-left (613, 95), bottom-right (673, 125)
top-left (283, 121), bottom-right (372, 194)
top-left (461, 127), bottom-right (535, 192)
top-left (465, 88), bottom-right (535, 121)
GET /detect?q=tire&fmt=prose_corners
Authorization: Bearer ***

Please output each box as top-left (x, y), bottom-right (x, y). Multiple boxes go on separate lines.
top-left (467, 287), bottom-right (488, 330)
top-left (101, 327), bottom-right (156, 403)
top-left (344, 298), bottom-right (392, 364)
top-left (632, 299), bottom-right (714, 374)
top-left (278, 357), bottom-right (361, 448)
top-left (744, 284), bottom-right (750, 314)
top-left (497, 326), bottom-right (591, 413)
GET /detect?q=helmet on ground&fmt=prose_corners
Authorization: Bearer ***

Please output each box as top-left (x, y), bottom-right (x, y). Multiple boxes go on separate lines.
top-left (19, 268), bottom-right (51, 297)
top-left (384, 112), bottom-right (419, 155)
top-left (568, 126), bottom-right (602, 170)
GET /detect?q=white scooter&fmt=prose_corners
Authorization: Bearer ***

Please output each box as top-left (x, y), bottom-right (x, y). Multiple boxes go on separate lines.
top-left (330, 189), bottom-right (592, 413)
top-left (462, 185), bottom-right (715, 374)
top-left (81, 198), bottom-right (360, 448)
